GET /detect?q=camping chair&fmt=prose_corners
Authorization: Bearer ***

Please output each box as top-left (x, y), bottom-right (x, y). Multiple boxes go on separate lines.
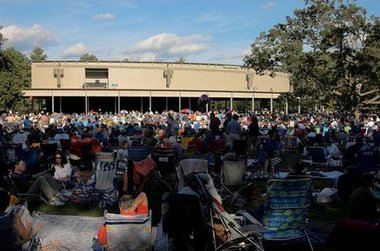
top-left (262, 178), bottom-right (313, 251)
top-left (162, 193), bottom-right (207, 249)
top-left (233, 139), bottom-right (247, 156)
top-left (306, 146), bottom-right (330, 168)
top-left (286, 136), bottom-right (299, 153)
top-left (357, 148), bottom-right (378, 174)
top-left (16, 147), bottom-right (40, 174)
top-left (59, 139), bottom-right (71, 153)
top-left (103, 211), bottom-right (154, 251)
top-left (40, 143), bottom-right (58, 163)
top-left (80, 160), bottom-right (117, 209)
top-left (220, 160), bottom-right (247, 195)
top-left (8, 171), bottom-right (49, 204)
top-left (4, 143), bottom-right (22, 165)
top-left (181, 137), bottom-right (195, 158)
top-left (152, 147), bottom-right (177, 175)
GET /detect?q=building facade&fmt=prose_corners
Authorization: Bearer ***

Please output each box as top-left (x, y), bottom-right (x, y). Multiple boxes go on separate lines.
top-left (24, 61), bottom-right (290, 113)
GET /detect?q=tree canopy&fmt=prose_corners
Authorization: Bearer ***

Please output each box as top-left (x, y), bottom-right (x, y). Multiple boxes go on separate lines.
top-left (80, 53), bottom-right (98, 61)
top-left (0, 47), bottom-right (30, 110)
top-left (244, 0), bottom-right (380, 113)
top-left (30, 47), bottom-right (47, 61)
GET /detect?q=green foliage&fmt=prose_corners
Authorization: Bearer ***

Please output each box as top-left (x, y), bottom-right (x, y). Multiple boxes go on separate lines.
top-left (30, 47), bottom-right (47, 61)
top-left (0, 47), bottom-right (31, 111)
top-left (79, 53), bottom-right (98, 61)
top-left (244, 0), bottom-right (380, 113)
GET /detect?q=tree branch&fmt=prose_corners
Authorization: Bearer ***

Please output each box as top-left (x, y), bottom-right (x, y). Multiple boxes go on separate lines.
top-left (358, 89), bottom-right (380, 97)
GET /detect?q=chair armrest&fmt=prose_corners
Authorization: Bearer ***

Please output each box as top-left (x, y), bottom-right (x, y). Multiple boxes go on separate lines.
top-left (236, 210), bottom-right (263, 227)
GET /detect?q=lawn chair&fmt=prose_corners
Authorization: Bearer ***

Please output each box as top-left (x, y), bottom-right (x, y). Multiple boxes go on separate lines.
top-left (7, 171), bottom-right (49, 204)
top-left (285, 136), bottom-right (299, 153)
top-left (263, 178), bottom-right (313, 251)
top-left (4, 143), bottom-right (22, 166)
top-left (15, 147), bottom-right (40, 174)
top-left (40, 143), bottom-right (58, 163)
top-left (152, 147), bottom-right (176, 175)
top-left (181, 136), bottom-right (195, 158)
top-left (306, 146), bottom-right (330, 168)
top-left (171, 160), bottom-right (264, 251)
top-left (59, 139), bottom-right (71, 153)
top-left (81, 160), bottom-right (117, 209)
top-left (103, 211), bottom-right (154, 251)
top-left (219, 160), bottom-right (247, 205)
top-left (357, 147), bottom-right (377, 174)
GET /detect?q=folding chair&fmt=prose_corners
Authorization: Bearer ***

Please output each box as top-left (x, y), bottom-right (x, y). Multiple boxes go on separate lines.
top-left (81, 161), bottom-right (117, 209)
top-left (104, 211), bottom-right (154, 251)
top-left (4, 143), bottom-right (22, 165)
top-left (59, 139), bottom-right (71, 153)
top-left (221, 160), bottom-right (246, 188)
top-left (286, 136), bottom-right (299, 153)
top-left (16, 147), bottom-right (40, 174)
top-left (357, 148), bottom-right (377, 174)
top-left (8, 171), bottom-right (49, 204)
top-left (263, 178), bottom-right (313, 251)
top-left (152, 147), bottom-right (176, 175)
top-left (40, 143), bottom-right (58, 163)
top-left (306, 146), bottom-right (330, 168)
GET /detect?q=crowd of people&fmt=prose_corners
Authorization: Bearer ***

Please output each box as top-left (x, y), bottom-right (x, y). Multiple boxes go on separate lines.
top-left (0, 108), bottom-right (379, 250)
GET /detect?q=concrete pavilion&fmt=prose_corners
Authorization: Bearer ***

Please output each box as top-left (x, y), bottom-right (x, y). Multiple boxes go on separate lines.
top-left (24, 61), bottom-right (291, 114)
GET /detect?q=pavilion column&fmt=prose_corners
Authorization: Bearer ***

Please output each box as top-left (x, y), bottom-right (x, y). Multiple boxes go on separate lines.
top-left (51, 90), bottom-right (54, 113)
top-left (165, 97), bottom-right (168, 111)
top-left (270, 88), bottom-right (273, 113)
top-left (85, 90), bottom-right (88, 114)
top-left (149, 91), bottom-right (152, 112)
top-left (140, 97), bottom-right (143, 113)
top-left (117, 91), bottom-right (121, 114)
top-left (59, 96), bottom-right (62, 113)
top-left (230, 93), bottom-right (233, 110)
top-left (114, 96), bottom-right (117, 114)
top-left (189, 97), bottom-right (191, 110)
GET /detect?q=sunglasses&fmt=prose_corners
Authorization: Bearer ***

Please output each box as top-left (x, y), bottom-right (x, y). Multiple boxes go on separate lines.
top-left (55, 157), bottom-right (62, 159)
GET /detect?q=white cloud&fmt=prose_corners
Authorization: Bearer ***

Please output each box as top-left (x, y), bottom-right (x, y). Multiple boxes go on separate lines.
top-left (93, 13), bottom-right (114, 20)
top-left (261, 2), bottom-right (276, 9)
top-left (126, 33), bottom-right (209, 61)
top-left (1, 24), bottom-right (56, 50)
top-left (62, 43), bottom-right (89, 58)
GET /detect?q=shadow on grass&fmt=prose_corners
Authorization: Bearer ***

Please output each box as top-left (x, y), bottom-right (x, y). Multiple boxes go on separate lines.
top-left (28, 201), bottom-right (103, 217)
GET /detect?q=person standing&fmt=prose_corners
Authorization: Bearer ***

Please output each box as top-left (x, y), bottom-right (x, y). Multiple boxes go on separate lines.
top-left (247, 116), bottom-right (260, 156)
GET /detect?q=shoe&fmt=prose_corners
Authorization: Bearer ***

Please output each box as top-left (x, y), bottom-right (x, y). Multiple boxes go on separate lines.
top-left (49, 197), bottom-right (65, 206)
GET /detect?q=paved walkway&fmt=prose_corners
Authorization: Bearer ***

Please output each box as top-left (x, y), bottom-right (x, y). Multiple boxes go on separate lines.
top-left (34, 214), bottom-right (104, 251)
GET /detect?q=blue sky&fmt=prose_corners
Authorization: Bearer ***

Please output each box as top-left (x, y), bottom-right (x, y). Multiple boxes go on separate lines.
top-left (1, 0), bottom-right (379, 64)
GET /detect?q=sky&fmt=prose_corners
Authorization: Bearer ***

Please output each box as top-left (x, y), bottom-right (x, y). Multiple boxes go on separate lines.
top-left (1, 0), bottom-right (379, 65)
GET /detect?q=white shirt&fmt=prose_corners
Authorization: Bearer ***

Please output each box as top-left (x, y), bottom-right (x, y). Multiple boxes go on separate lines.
top-left (53, 163), bottom-right (72, 180)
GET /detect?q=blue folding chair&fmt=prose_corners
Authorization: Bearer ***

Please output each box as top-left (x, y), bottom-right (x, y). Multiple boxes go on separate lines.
top-left (263, 178), bottom-right (314, 251)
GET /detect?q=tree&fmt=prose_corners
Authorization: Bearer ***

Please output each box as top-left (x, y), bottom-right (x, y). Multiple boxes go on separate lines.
top-left (30, 47), bottom-right (47, 61)
top-left (175, 57), bottom-right (186, 63)
top-left (0, 47), bottom-right (31, 110)
top-left (244, 0), bottom-right (380, 113)
top-left (80, 53), bottom-right (98, 61)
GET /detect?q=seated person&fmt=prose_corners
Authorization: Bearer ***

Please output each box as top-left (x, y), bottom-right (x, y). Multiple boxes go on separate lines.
top-left (52, 151), bottom-right (75, 189)
top-left (95, 192), bottom-right (148, 248)
top-left (348, 173), bottom-right (378, 223)
top-left (0, 188), bottom-right (32, 249)
top-left (11, 160), bottom-right (65, 206)
top-left (116, 141), bottom-right (129, 193)
top-left (337, 165), bottom-right (360, 202)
